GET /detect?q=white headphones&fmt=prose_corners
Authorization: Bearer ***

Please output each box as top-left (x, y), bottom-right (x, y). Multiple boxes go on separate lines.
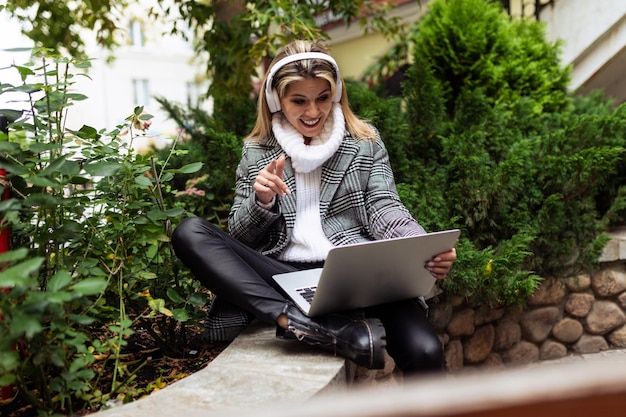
top-left (264, 52), bottom-right (343, 113)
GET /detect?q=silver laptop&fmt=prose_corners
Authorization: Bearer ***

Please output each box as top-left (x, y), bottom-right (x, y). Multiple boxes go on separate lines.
top-left (273, 229), bottom-right (461, 317)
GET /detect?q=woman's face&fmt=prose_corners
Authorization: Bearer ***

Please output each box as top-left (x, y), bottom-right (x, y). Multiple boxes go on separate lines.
top-left (279, 77), bottom-right (333, 139)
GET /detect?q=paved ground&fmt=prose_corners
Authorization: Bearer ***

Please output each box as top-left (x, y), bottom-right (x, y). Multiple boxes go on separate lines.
top-left (528, 348), bottom-right (626, 367)
top-left (354, 347), bottom-right (626, 387)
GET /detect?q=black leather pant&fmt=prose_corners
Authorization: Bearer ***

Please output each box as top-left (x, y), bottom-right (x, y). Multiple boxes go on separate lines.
top-left (171, 217), bottom-right (444, 375)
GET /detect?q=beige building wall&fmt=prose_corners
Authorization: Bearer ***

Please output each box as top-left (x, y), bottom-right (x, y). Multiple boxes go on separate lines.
top-left (328, 33), bottom-right (391, 80)
top-left (326, 0), bottom-right (430, 80)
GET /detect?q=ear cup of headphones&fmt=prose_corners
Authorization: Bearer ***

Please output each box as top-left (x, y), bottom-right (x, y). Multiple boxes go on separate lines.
top-left (267, 88), bottom-right (281, 113)
top-left (334, 79), bottom-right (343, 103)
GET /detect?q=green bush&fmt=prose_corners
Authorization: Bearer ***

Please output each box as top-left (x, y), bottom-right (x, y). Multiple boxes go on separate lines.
top-left (395, 0), bottom-right (626, 305)
top-left (0, 51), bottom-right (206, 414)
top-left (412, 0), bottom-right (570, 117)
top-left (153, 97), bottom-right (245, 228)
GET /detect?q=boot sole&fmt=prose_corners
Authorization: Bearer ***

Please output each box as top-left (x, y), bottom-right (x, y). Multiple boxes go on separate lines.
top-left (360, 318), bottom-right (387, 369)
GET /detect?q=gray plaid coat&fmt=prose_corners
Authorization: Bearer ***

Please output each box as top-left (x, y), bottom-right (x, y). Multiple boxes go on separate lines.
top-left (228, 129), bottom-right (426, 256)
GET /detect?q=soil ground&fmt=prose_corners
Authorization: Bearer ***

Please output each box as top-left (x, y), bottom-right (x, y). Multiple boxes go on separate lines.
top-left (1, 325), bottom-right (229, 417)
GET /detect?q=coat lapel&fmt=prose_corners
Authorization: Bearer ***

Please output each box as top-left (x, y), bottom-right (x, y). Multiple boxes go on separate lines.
top-left (280, 156), bottom-right (297, 229)
top-left (319, 137), bottom-right (359, 218)
top-left (268, 133), bottom-right (360, 225)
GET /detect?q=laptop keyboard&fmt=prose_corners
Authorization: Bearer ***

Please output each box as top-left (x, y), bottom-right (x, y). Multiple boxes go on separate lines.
top-left (296, 286), bottom-right (317, 303)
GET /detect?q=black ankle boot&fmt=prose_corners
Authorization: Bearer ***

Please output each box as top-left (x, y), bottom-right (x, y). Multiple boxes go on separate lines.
top-left (276, 303), bottom-right (387, 369)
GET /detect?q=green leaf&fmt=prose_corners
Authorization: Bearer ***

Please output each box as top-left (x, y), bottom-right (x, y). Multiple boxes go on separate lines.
top-left (188, 292), bottom-right (208, 307)
top-left (0, 141), bottom-right (21, 153)
top-left (137, 271), bottom-right (157, 279)
top-left (46, 290), bottom-right (73, 303)
top-left (24, 193), bottom-right (62, 207)
top-left (28, 142), bottom-right (62, 153)
top-left (68, 175), bottom-right (91, 185)
top-left (134, 175), bottom-right (153, 188)
top-left (0, 350), bottom-right (19, 373)
top-left (40, 155), bottom-right (68, 176)
top-left (12, 314), bottom-right (43, 339)
top-left (83, 161), bottom-right (122, 176)
top-left (74, 59), bottom-right (92, 69)
top-left (0, 159), bottom-right (28, 175)
top-left (66, 93), bottom-right (89, 101)
top-left (47, 270), bottom-right (72, 291)
top-left (147, 209), bottom-right (167, 221)
top-left (29, 175), bottom-right (60, 188)
top-left (68, 313), bottom-right (96, 325)
top-left (0, 109), bottom-right (24, 123)
top-left (175, 162), bottom-right (203, 174)
top-left (57, 160), bottom-right (81, 176)
top-left (172, 308), bottom-right (190, 322)
top-left (0, 248), bottom-right (28, 263)
top-left (72, 277), bottom-right (107, 295)
top-left (166, 288), bottom-right (186, 303)
top-left (164, 207), bottom-right (186, 217)
top-left (0, 374), bottom-right (16, 386)
top-left (0, 257), bottom-right (43, 287)
top-left (73, 125), bottom-right (99, 140)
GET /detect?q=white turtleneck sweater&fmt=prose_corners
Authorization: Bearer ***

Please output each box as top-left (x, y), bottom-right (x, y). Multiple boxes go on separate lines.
top-left (271, 104), bottom-right (345, 262)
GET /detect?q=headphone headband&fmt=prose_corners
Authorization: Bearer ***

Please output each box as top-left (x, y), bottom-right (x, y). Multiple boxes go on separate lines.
top-left (264, 52), bottom-right (343, 113)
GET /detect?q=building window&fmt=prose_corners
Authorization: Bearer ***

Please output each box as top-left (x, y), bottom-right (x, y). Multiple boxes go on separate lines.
top-left (186, 81), bottom-right (203, 107)
top-left (132, 79), bottom-right (150, 106)
top-left (129, 20), bottom-right (145, 47)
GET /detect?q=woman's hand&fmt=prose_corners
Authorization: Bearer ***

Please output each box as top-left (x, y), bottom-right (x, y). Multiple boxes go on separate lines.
top-left (425, 247), bottom-right (457, 279)
top-left (254, 154), bottom-right (291, 204)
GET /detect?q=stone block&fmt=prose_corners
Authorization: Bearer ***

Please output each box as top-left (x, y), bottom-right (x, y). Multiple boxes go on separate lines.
top-left (564, 293), bottom-right (594, 318)
top-left (447, 308), bottom-right (475, 337)
top-left (527, 278), bottom-right (566, 306)
top-left (445, 339), bottom-right (464, 372)
top-left (563, 274), bottom-right (591, 292)
top-left (552, 318), bottom-right (583, 343)
top-left (540, 340), bottom-right (567, 360)
top-left (463, 324), bottom-right (495, 364)
top-left (572, 335), bottom-right (608, 354)
top-left (585, 300), bottom-right (626, 335)
top-left (501, 341), bottom-right (539, 366)
top-left (494, 319), bottom-right (522, 351)
top-left (520, 307), bottom-right (560, 343)
top-left (608, 324), bottom-right (626, 348)
top-left (591, 264), bottom-right (626, 297)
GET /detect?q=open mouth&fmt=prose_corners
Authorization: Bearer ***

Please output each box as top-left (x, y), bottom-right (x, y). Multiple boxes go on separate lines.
top-left (301, 118), bottom-right (320, 127)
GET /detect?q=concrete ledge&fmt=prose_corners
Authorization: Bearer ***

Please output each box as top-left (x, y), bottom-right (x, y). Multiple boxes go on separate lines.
top-left (94, 320), bottom-right (349, 417)
top-left (200, 353), bottom-right (626, 417)
top-left (600, 226), bottom-right (626, 262)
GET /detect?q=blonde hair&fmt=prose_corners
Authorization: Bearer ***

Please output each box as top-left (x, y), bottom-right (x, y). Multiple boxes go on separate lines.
top-left (246, 40), bottom-right (376, 141)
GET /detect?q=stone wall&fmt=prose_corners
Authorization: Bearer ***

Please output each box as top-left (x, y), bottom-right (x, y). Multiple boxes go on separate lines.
top-left (430, 228), bottom-right (626, 372)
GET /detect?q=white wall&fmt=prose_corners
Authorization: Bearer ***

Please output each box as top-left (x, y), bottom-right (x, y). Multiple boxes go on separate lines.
top-left (542, 0), bottom-right (626, 67)
top-left (541, 0), bottom-right (626, 99)
top-left (0, 4), bottom-right (211, 151)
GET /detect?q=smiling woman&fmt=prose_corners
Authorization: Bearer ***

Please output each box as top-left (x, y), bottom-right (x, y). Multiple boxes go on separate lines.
top-left (170, 39), bottom-right (458, 377)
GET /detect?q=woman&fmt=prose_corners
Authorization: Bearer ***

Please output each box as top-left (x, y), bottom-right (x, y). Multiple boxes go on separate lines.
top-left (172, 40), bottom-right (456, 375)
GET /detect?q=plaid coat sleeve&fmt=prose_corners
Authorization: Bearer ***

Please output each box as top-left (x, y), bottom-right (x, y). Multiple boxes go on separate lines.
top-left (320, 131), bottom-right (426, 245)
top-left (227, 136), bottom-right (290, 254)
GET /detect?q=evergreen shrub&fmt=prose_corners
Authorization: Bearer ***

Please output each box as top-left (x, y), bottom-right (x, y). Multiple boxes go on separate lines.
top-left (391, 0), bottom-right (626, 306)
